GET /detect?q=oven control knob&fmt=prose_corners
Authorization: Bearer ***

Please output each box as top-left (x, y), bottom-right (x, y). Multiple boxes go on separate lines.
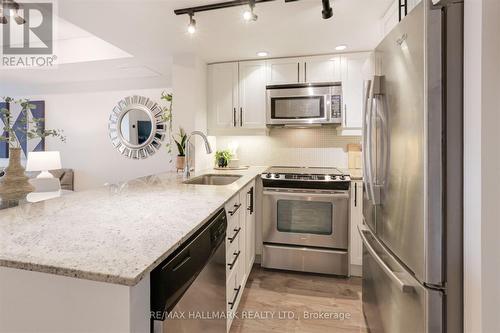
top-left (266, 173), bottom-right (272, 179)
top-left (330, 175), bottom-right (337, 180)
top-left (273, 174), bottom-right (280, 179)
top-left (340, 175), bottom-right (346, 180)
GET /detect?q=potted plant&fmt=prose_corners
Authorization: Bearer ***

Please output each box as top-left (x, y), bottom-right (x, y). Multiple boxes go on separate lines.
top-left (215, 149), bottom-right (233, 168)
top-left (174, 127), bottom-right (187, 170)
top-left (0, 97), bottom-right (65, 201)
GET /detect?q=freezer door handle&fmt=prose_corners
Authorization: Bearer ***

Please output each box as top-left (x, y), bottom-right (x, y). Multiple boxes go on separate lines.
top-left (358, 226), bottom-right (414, 293)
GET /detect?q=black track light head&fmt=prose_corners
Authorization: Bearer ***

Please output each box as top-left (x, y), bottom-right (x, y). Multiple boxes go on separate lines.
top-left (322, 0), bottom-right (333, 19)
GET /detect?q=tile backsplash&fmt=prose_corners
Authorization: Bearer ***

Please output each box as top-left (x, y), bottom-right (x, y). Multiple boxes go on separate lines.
top-left (216, 127), bottom-right (361, 168)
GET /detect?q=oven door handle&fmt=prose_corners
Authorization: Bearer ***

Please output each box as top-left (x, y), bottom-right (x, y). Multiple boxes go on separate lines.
top-left (263, 190), bottom-right (349, 199)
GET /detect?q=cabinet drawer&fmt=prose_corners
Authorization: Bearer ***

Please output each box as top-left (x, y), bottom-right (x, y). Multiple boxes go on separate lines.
top-left (226, 260), bottom-right (243, 331)
top-left (226, 239), bottom-right (242, 280)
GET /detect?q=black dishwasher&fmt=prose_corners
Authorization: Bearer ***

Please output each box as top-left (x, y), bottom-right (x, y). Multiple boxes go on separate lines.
top-left (150, 208), bottom-right (227, 333)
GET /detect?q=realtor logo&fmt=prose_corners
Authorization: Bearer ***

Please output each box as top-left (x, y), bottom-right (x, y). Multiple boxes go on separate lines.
top-left (1, 1), bottom-right (56, 68)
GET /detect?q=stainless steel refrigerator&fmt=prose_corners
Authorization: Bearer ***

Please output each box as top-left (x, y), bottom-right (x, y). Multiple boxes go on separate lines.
top-left (359, 1), bottom-right (463, 332)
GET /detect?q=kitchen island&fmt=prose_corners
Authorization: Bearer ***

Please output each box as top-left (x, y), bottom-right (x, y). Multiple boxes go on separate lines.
top-left (0, 166), bottom-right (267, 333)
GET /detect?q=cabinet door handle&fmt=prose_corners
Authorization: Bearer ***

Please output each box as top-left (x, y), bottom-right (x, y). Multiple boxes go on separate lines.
top-left (247, 187), bottom-right (254, 214)
top-left (240, 107), bottom-right (243, 127)
top-left (228, 285), bottom-right (242, 310)
top-left (227, 251), bottom-right (241, 270)
top-left (304, 62), bottom-right (307, 82)
top-left (297, 63), bottom-right (300, 82)
top-left (228, 227), bottom-right (241, 244)
top-left (354, 183), bottom-right (358, 207)
top-left (233, 107), bottom-right (237, 127)
top-left (344, 104), bottom-right (347, 127)
top-left (228, 203), bottom-right (242, 216)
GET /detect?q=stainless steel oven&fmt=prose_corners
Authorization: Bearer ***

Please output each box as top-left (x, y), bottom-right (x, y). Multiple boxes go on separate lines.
top-left (263, 188), bottom-right (348, 249)
top-left (261, 167), bottom-right (350, 276)
top-left (266, 83), bottom-right (342, 126)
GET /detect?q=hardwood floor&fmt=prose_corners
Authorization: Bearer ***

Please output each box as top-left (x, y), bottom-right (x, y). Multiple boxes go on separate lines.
top-left (230, 266), bottom-right (368, 333)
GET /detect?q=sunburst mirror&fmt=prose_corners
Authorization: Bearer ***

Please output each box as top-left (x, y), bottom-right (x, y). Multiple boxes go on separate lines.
top-left (108, 96), bottom-right (166, 159)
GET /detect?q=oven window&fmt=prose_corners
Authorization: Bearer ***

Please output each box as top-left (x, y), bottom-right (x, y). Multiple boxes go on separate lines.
top-left (271, 96), bottom-right (324, 119)
top-left (276, 200), bottom-right (332, 235)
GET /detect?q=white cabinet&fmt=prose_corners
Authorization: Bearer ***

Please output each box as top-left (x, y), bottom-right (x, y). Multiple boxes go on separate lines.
top-left (225, 180), bottom-right (256, 332)
top-left (341, 53), bottom-right (371, 129)
top-left (241, 182), bottom-right (256, 277)
top-left (350, 180), bottom-right (364, 277)
top-left (239, 61), bottom-right (267, 128)
top-left (208, 62), bottom-right (239, 129)
top-left (208, 62), bottom-right (266, 134)
top-left (265, 57), bottom-right (303, 84)
top-left (304, 55), bottom-right (342, 83)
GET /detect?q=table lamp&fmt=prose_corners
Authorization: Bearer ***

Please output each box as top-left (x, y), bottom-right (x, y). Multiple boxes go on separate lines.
top-left (26, 151), bottom-right (62, 179)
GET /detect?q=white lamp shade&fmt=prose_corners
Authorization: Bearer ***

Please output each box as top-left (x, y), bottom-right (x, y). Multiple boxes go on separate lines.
top-left (26, 151), bottom-right (62, 172)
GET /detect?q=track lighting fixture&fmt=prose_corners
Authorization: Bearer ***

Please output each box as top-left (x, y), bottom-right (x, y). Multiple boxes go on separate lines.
top-left (1, 0), bottom-right (26, 25)
top-left (321, 0), bottom-right (333, 19)
top-left (187, 12), bottom-right (196, 34)
top-left (243, 0), bottom-right (258, 22)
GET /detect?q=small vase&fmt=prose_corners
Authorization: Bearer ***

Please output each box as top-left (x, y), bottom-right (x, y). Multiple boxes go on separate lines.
top-left (0, 148), bottom-right (35, 201)
top-left (176, 156), bottom-right (186, 171)
top-left (217, 158), bottom-right (228, 168)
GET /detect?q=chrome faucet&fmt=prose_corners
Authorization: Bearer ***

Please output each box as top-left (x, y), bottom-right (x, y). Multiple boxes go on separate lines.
top-left (184, 131), bottom-right (213, 179)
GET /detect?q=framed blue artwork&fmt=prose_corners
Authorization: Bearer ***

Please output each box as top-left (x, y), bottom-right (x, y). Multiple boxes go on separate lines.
top-left (0, 101), bottom-right (45, 159)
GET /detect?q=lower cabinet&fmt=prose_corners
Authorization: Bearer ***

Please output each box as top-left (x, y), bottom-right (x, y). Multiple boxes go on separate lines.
top-left (225, 180), bottom-right (256, 332)
top-left (350, 180), bottom-right (364, 276)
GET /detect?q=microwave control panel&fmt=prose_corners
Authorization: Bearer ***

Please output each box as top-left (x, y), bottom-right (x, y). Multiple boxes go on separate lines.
top-left (331, 95), bottom-right (342, 120)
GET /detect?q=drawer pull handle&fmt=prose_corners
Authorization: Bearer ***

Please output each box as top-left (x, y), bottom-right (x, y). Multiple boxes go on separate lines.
top-left (228, 285), bottom-right (242, 310)
top-left (228, 227), bottom-right (241, 244)
top-left (228, 204), bottom-right (242, 216)
top-left (227, 251), bottom-right (241, 270)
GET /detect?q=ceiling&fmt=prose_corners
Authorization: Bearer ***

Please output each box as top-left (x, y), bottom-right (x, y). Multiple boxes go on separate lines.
top-left (0, 0), bottom-right (393, 94)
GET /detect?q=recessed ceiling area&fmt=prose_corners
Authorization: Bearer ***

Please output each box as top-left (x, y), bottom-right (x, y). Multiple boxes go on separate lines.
top-left (0, 0), bottom-right (393, 94)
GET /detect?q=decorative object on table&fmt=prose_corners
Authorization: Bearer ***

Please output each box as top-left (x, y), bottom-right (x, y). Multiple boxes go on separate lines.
top-left (226, 141), bottom-right (240, 168)
top-left (108, 95), bottom-right (167, 159)
top-left (0, 97), bottom-right (65, 201)
top-left (347, 143), bottom-right (362, 169)
top-left (26, 151), bottom-right (62, 179)
top-left (174, 127), bottom-right (187, 172)
top-left (160, 92), bottom-right (174, 163)
top-left (215, 149), bottom-right (233, 168)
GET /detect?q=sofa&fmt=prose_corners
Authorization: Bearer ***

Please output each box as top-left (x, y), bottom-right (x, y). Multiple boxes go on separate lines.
top-left (0, 168), bottom-right (75, 191)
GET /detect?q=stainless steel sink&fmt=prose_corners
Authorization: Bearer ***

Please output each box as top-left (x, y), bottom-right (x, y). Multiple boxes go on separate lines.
top-left (183, 174), bottom-right (242, 186)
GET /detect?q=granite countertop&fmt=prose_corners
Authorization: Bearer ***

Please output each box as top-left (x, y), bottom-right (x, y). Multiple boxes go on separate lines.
top-left (0, 166), bottom-right (268, 286)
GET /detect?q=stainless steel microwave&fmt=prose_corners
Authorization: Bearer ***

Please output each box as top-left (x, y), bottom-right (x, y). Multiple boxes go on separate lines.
top-left (266, 83), bottom-right (343, 126)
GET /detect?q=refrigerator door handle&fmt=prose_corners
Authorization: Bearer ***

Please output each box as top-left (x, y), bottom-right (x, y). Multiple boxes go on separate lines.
top-left (362, 80), bottom-right (374, 203)
top-left (358, 226), bottom-right (414, 293)
top-left (365, 80), bottom-right (377, 204)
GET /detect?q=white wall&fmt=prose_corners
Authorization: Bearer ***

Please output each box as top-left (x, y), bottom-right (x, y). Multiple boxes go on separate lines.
top-left (464, 0), bottom-right (500, 332)
top-left (40, 87), bottom-right (175, 191)
top-left (216, 128), bottom-right (361, 168)
top-left (1, 55), bottom-right (211, 191)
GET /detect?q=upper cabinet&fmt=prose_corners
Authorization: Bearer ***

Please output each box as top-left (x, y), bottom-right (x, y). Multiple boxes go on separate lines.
top-left (207, 52), bottom-right (373, 135)
top-left (239, 61), bottom-right (267, 128)
top-left (208, 61), bottom-right (267, 134)
top-left (265, 57), bottom-right (303, 85)
top-left (341, 53), bottom-right (372, 129)
top-left (208, 62), bottom-right (239, 129)
top-left (304, 55), bottom-right (342, 83)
